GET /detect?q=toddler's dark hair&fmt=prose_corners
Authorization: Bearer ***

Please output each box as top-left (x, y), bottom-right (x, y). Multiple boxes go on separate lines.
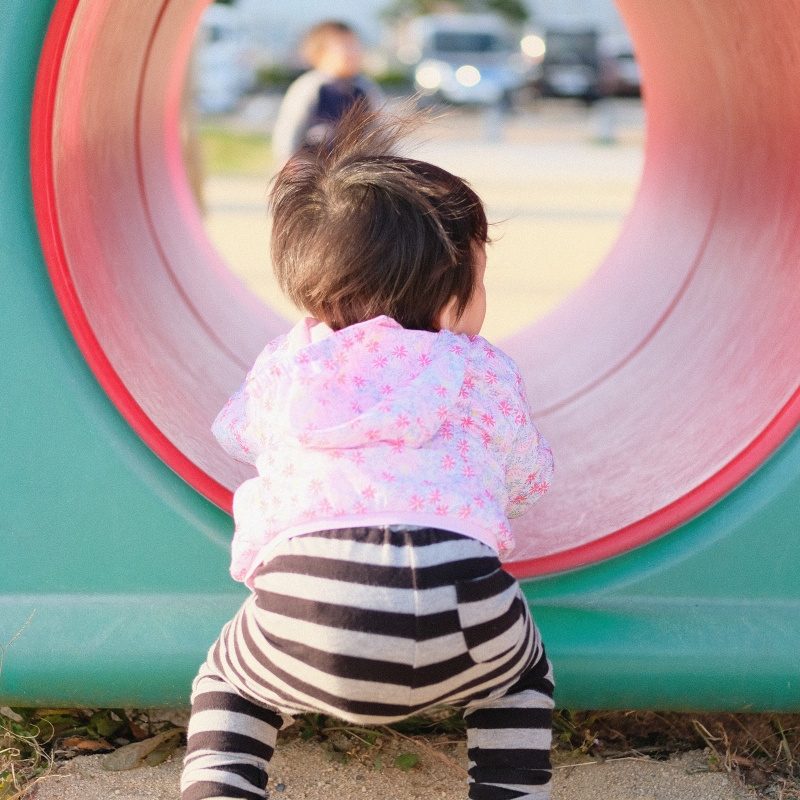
top-left (268, 102), bottom-right (489, 332)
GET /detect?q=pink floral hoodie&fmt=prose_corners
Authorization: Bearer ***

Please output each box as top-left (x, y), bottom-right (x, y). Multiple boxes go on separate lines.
top-left (213, 315), bottom-right (553, 585)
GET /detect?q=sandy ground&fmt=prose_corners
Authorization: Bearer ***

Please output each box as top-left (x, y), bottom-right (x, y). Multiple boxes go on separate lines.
top-left (26, 101), bottom-right (757, 800)
top-left (27, 739), bottom-right (756, 800)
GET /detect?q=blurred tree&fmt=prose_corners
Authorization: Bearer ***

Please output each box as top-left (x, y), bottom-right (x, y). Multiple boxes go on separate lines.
top-left (382, 0), bottom-right (528, 24)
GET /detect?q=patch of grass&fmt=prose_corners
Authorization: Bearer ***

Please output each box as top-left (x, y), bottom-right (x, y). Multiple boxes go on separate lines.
top-left (0, 708), bottom-right (184, 799)
top-left (552, 711), bottom-right (800, 797)
top-left (1, 710), bottom-right (53, 799)
top-left (199, 126), bottom-right (273, 176)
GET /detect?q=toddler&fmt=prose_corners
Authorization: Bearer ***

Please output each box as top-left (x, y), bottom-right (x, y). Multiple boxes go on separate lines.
top-left (271, 20), bottom-right (385, 165)
top-left (181, 106), bottom-right (555, 800)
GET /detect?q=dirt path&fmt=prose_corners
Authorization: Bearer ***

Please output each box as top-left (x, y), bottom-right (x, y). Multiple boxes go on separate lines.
top-left (27, 738), bottom-right (756, 800)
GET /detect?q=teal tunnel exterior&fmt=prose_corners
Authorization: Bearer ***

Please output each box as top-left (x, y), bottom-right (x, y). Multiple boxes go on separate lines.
top-left (2, 0), bottom-right (799, 710)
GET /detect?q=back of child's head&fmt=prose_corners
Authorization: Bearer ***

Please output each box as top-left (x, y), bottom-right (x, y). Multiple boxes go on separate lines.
top-left (301, 20), bottom-right (358, 69)
top-left (269, 102), bottom-right (489, 332)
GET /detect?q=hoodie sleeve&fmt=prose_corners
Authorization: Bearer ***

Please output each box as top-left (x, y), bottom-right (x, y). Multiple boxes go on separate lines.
top-left (211, 335), bottom-right (287, 464)
top-left (211, 386), bottom-right (258, 464)
top-left (503, 366), bottom-right (554, 519)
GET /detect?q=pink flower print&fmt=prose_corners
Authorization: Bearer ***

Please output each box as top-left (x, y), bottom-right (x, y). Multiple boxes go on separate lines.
top-left (269, 364), bottom-right (283, 377)
top-left (510, 492), bottom-right (528, 506)
top-left (456, 438), bottom-right (470, 459)
top-left (373, 354), bottom-right (388, 369)
top-left (473, 494), bottom-right (486, 508)
top-left (381, 470), bottom-right (396, 483)
top-left (351, 401), bottom-right (363, 415)
top-left (435, 384), bottom-right (448, 397)
top-left (458, 504), bottom-right (472, 519)
top-left (450, 343), bottom-right (464, 355)
top-left (441, 454), bottom-right (456, 471)
top-left (380, 384), bottom-right (393, 397)
top-left (353, 501), bottom-right (368, 514)
top-left (480, 431), bottom-right (492, 449)
top-left (462, 464), bottom-right (477, 479)
top-left (483, 344), bottom-right (496, 359)
top-left (365, 428), bottom-right (380, 442)
top-left (429, 488), bottom-right (442, 505)
top-left (353, 375), bottom-right (366, 389)
top-left (366, 339), bottom-right (380, 353)
top-left (481, 411), bottom-right (495, 428)
top-left (515, 411), bottom-right (527, 425)
top-left (498, 399), bottom-right (513, 417)
top-left (532, 480), bottom-right (550, 495)
top-left (361, 485), bottom-right (376, 500)
top-left (463, 374), bottom-right (476, 390)
top-left (296, 351), bottom-right (311, 364)
top-left (418, 352), bottom-right (432, 367)
top-left (349, 450), bottom-right (366, 465)
top-left (396, 413), bottom-right (410, 429)
top-left (437, 404), bottom-right (450, 420)
top-left (485, 369), bottom-right (498, 385)
top-left (353, 329), bottom-right (366, 342)
top-left (330, 449), bottom-right (344, 460)
top-left (318, 498), bottom-right (333, 514)
top-left (460, 415), bottom-right (475, 431)
top-left (309, 478), bottom-right (323, 493)
top-left (410, 494), bottom-right (426, 511)
top-left (391, 344), bottom-right (408, 359)
top-left (438, 419), bottom-right (454, 440)
top-left (388, 438), bottom-right (406, 454)
top-left (435, 503), bottom-right (449, 516)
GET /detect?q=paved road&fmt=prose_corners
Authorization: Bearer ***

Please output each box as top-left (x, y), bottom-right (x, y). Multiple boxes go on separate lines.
top-left (203, 99), bottom-right (645, 342)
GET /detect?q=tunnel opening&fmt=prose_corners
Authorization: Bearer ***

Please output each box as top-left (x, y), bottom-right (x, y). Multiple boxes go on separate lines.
top-left (32, 0), bottom-right (800, 578)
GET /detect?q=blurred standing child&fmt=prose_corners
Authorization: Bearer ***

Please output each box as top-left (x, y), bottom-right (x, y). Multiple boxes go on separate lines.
top-left (271, 21), bottom-right (385, 165)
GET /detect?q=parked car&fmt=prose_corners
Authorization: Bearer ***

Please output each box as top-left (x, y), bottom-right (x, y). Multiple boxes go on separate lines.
top-left (403, 14), bottom-right (536, 107)
top-left (599, 32), bottom-right (641, 97)
top-left (196, 4), bottom-right (256, 114)
top-left (539, 28), bottom-right (602, 103)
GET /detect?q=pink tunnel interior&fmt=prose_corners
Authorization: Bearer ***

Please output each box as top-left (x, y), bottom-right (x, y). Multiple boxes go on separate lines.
top-left (34, 0), bottom-right (800, 578)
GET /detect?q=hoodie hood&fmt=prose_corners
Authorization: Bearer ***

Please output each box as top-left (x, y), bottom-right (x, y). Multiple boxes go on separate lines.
top-left (259, 316), bottom-right (469, 450)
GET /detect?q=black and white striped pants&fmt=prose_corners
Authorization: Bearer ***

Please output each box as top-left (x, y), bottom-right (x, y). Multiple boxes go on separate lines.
top-left (181, 527), bottom-right (554, 800)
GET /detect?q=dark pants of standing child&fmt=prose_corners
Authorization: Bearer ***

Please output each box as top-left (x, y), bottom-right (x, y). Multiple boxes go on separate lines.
top-left (181, 527), bottom-right (555, 800)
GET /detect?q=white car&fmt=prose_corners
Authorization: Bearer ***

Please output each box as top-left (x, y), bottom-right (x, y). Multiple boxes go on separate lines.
top-left (196, 5), bottom-right (256, 114)
top-left (404, 14), bottom-right (536, 106)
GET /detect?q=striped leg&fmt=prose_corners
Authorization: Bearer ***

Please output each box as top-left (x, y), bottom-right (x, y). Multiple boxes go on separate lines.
top-left (181, 663), bottom-right (290, 800)
top-left (463, 646), bottom-right (555, 800)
